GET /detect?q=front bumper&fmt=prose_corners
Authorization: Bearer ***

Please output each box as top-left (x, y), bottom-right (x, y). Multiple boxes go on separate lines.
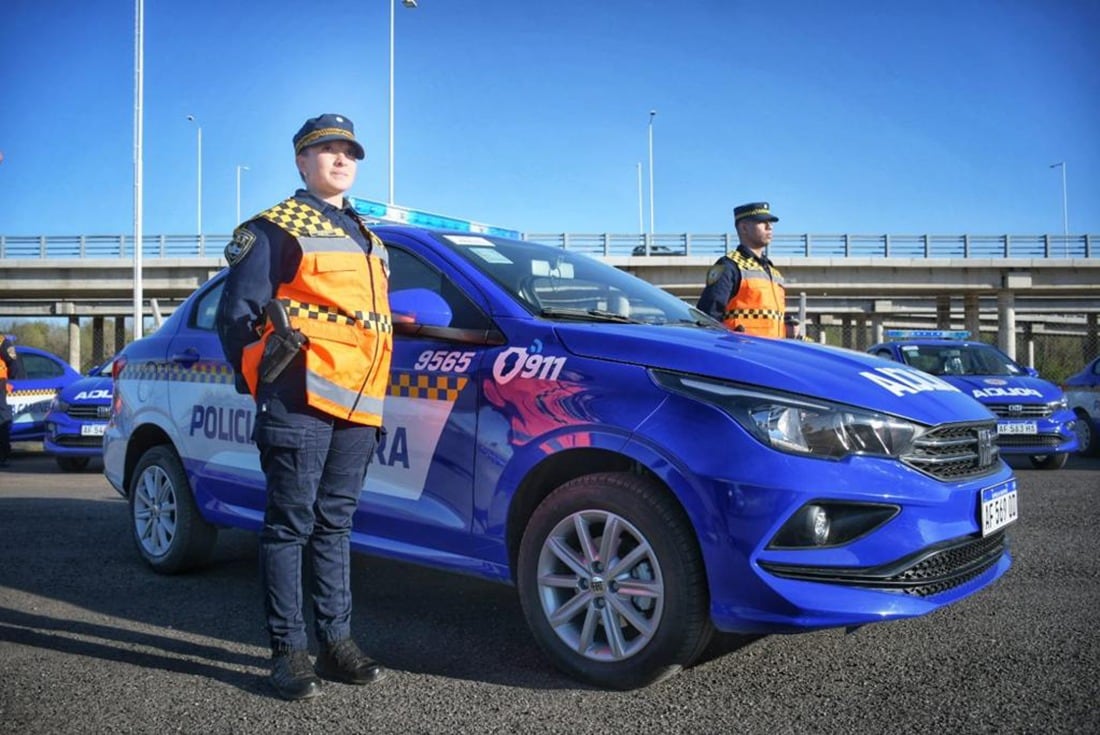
top-left (44, 415), bottom-right (107, 457)
top-left (994, 413), bottom-right (1078, 456)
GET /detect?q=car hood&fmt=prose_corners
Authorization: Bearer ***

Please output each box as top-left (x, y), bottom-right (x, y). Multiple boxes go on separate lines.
top-left (554, 324), bottom-right (994, 425)
top-left (938, 374), bottom-right (1062, 403)
top-left (57, 375), bottom-right (114, 404)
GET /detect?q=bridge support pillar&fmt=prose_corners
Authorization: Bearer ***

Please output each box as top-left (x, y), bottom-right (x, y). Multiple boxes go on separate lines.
top-left (964, 293), bottom-right (981, 340)
top-left (936, 294), bottom-right (951, 328)
top-left (997, 290), bottom-right (1017, 359)
top-left (68, 317), bottom-right (80, 370)
top-left (114, 317), bottom-right (127, 357)
top-left (92, 317), bottom-right (105, 366)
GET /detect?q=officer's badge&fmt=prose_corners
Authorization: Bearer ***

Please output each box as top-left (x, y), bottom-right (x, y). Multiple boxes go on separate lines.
top-left (706, 264), bottom-right (724, 285)
top-left (225, 227), bottom-right (256, 267)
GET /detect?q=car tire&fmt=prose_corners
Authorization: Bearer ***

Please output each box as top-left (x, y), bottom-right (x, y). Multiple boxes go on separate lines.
top-left (56, 456), bottom-right (91, 472)
top-left (1073, 410), bottom-right (1099, 457)
top-left (517, 471), bottom-right (713, 690)
top-left (129, 445), bottom-right (217, 574)
top-left (1028, 452), bottom-right (1069, 470)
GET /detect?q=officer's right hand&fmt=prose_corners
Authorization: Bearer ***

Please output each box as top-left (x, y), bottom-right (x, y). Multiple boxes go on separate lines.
top-left (233, 373), bottom-right (250, 395)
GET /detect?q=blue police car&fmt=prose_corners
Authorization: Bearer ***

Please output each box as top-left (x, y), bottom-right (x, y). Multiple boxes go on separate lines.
top-left (1062, 355), bottom-right (1100, 457)
top-left (104, 228), bottom-right (1016, 689)
top-left (7, 345), bottom-right (82, 443)
top-left (43, 357), bottom-right (114, 471)
top-left (869, 330), bottom-right (1077, 469)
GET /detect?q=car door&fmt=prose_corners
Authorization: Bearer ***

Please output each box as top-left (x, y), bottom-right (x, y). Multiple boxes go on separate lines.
top-left (356, 241), bottom-right (492, 559)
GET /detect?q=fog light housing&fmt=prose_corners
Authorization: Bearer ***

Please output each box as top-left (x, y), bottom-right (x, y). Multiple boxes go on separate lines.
top-left (768, 502), bottom-right (900, 549)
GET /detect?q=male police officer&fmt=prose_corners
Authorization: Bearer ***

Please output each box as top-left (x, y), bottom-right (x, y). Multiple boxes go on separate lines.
top-left (1, 335), bottom-right (26, 467)
top-left (216, 114), bottom-right (393, 701)
top-left (696, 202), bottom-right (786, 338)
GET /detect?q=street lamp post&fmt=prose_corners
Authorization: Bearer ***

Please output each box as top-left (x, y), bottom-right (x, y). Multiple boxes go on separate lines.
top-left (235, 165), bottom-right (249, 224)
top-left (1049, 161), bottom-right (1068, 256)
top-left (647, 110), bottom-right (656, 235)
top-left (389, 0), bottom-right (418, 205)
top-left (187, 115), bottom-right (202, 239)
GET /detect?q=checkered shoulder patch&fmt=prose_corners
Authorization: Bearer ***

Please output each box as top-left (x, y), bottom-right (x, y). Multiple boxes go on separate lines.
top-left (258, 198), bottom-right (348, 238)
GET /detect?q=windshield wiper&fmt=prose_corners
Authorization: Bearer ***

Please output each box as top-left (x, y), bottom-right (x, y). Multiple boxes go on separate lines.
top-left (537, 307), bottom-right (641, 324)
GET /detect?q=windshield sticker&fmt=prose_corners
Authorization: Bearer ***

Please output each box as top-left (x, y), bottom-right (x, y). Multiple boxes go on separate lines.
top-left (467, 247), bottom-right (513, 265)
top-left (859, 366), bottom-right (960, 397)
top-left (444, 235), bottom-right (495, 247)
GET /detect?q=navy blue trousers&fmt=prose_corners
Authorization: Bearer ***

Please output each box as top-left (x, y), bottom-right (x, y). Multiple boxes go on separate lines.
top-left (253, 396), bottom-right (377, 652)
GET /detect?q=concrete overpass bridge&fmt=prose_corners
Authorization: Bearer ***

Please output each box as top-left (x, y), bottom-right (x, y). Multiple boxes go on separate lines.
top-left (2, 231), bottom-right (1098, 367)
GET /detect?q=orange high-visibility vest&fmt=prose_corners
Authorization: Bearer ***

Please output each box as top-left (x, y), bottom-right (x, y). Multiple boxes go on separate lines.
top-left (722, 250), bottom-right (786, 338)
top-left (240, 198), bottom-right (392, 427)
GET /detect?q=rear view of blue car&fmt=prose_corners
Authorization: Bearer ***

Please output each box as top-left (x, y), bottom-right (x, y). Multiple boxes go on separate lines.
top-left (869, 330), bottom-right (1078, 469)
top-left (44, 358), bottom-right (114, 471)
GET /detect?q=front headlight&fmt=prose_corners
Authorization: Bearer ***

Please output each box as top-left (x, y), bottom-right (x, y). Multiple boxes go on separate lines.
top-left (50, 397), bottom-right (70, 413)
top-left (1051, 396), bottom-right (1068, 411)
top-left (652, 370), bottom-right (926, 459)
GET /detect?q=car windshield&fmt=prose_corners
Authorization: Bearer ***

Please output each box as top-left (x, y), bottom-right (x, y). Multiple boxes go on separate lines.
top-left (432, 233), bottom-right (714, 326)
top-left (898, 343), bottom-right (1023, 377)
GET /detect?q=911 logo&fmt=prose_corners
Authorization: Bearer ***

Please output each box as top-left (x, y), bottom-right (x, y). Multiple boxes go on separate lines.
top-left (492, 342), bottom-right (566, 385)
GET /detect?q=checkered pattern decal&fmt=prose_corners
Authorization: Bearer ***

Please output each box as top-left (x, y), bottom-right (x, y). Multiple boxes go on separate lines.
top-left (283, 298), bottom-right (393, 333)
top-left (259, 199), bottom-right (348, 238)
top-left (725, 308), bottom-right (783, 319)
top-left (121, 362), bottom-right (234, 385)
top-left (388, 372), bottom-right (468, 401)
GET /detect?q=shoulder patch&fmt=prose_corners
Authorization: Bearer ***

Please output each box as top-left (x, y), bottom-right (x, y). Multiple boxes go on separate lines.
top-left (225, 227), bottom-right (256, 267)
top-left (3, 343), bottom-right (15, 361)
top-left (705, 264), bottom-right (726, 286)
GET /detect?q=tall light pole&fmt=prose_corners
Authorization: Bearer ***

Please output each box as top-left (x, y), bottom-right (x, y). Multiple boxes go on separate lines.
top-left (647, 110), bottom-right (656, 234)
top-left (187, 114), bottom-right (202, 238)
top-left (1049, 161), bottom-right (1068, 256)
top-left (390, 0), bottom-right (418, 205)
top-left (235, 164), bottom-right (249, 224)
top-left (133, 0), bottom-right (145, 340)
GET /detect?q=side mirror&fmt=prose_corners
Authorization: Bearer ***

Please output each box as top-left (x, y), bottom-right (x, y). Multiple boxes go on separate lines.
top-left (1025, 366), bottom-right (1039, 378)
top-left (389, 288), bottom-right (453, 328)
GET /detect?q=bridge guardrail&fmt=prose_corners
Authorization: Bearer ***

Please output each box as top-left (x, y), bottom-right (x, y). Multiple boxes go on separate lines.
top-left (0, 232), bottom-right (1094, 260)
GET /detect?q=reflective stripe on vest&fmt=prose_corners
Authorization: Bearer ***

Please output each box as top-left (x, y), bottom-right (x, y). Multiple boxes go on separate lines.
top-left (240, 198), bottom-right (392, 426)
top-left (722, 250), bottom-right (786, 338)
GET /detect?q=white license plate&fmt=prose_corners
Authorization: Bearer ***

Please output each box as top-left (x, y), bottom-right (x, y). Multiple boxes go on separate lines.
top-left (997, 421), bottom-right (1037, 435)
top-left (81, 423), bottom-right (107, 437)
top-left (980, 480), bottom-right (1018, 536)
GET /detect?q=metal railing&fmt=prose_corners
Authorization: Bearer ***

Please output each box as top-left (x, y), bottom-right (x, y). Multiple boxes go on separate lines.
top-left (0, 232), bottom-right (1095, 260)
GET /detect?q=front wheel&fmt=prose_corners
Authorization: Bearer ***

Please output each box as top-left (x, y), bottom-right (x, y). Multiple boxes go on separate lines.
top-left (517, 471), bottom-right (713, 689)
top-left (1029, 452), bottom-right (1069, 470)
top-left (128, 445), bottom-right (217, 573)
top-left (1074, 410), bottom-right (1099, 457)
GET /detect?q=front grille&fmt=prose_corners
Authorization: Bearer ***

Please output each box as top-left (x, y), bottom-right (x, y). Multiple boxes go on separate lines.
top-left (67, 405), bottom-right (108, 419)
top-left (54, 435), bottom-right (104, 448)
top-left (760, 530), bottom-right (1008, 598)
top-left (986, 403), bottom-right (1052, 418)
top-left (901, 420), bottom-right (1000, 480)
top-left (996, 434), bottom-right (1063, 448)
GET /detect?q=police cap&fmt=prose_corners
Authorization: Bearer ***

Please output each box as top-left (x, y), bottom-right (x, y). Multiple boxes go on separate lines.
top-left (293, 113), bottom-right (365, 160)
top-left (734, 202), bottom-right (779, 224)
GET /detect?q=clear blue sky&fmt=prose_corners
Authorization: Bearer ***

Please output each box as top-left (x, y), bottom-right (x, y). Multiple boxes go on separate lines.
top-left (1, 0), bottom-right (1097, 238)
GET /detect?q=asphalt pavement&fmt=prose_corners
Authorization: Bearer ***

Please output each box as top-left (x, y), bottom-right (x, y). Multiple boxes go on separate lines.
top-left (1, 448), bottom-right (1097, 735)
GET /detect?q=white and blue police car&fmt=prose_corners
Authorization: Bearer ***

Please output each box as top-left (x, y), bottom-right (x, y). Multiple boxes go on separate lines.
top-left (43, 357), bottom-right (114, 471)
top-left (869, 330), bottom-right (1078, 470)
top-left (105, 227), bottom-right (1016, 689)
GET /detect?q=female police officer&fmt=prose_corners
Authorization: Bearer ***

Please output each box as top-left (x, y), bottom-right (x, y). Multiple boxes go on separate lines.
top-left (216, 114), bottom-right (392, 700)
